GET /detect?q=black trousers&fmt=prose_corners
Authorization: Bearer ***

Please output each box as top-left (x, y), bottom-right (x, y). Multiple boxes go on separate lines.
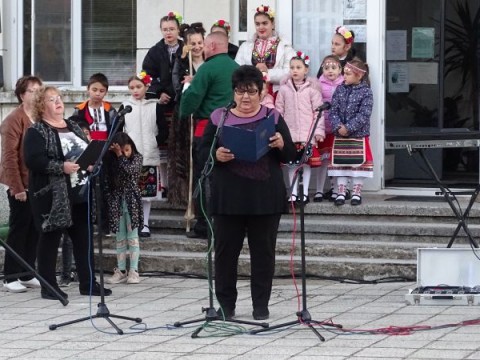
top-left (37, 202), bottom-right (95, 290)
top-left (213, 214), bottom-right (281, 311)
top-left (3, 191), bottom-right (39, 283)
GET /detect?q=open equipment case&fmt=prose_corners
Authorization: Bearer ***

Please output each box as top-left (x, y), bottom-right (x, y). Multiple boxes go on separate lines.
top-left (406, 248), bottom-right (480, 306)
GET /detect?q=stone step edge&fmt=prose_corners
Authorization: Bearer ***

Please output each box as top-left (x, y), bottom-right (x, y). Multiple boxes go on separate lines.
top-left (97, 249), bottom-right (417, 265)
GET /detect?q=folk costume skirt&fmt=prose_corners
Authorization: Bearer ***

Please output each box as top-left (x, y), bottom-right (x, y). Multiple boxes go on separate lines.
top-left (328, 136), bottom-right (374, 178)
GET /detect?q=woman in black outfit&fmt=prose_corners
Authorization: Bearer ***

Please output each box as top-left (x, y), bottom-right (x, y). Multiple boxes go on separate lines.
top-left (200, 65), bottom-right (295, 320)
top-left (24, 86), bottom-right (111, 300)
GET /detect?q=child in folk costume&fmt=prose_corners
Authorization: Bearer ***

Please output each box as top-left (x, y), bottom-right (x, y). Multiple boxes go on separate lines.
top-left (105, 132), bottom-right (143, 284)
top-left (314, 55), bottom-right (344, 202)
top-left (260, 71), bottom-right (275, 109)
top-left (328, 58), bottom-right (374, 206)
top-left (275, 51), bottom-right (325, 204)
top-left (122, 72), bottom-right (168, 237)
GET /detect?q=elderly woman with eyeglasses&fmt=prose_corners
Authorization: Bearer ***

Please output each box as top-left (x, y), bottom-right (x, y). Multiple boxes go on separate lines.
top-left (24, 86), bottom-right (112, 300)
top-left (200, 65), bottom-right (295, 321)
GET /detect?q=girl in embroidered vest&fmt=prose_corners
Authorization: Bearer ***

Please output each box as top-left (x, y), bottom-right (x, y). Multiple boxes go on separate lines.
top-left (328, 58), bottom-right (374, 206)
top-left (121, 73), bottom-right (168, 237)
top-left (105, 132), bottom-right (143, 285)
top-left (275, 52), bottom-right (325, 204)
top-left (235, 5), bottom-right (296, 93)
top-left (314, 55), bottom-right (345, 203)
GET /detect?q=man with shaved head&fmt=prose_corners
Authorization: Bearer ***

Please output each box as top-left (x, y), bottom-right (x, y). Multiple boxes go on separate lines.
top-left (180, 31), bottom-right (239, 239)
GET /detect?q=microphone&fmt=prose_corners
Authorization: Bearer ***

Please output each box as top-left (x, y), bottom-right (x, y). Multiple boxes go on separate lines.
top-left (315, 102), bottom-right (331, 112)
top-left (118, 105), bottom-right (133, 117)
top-left (225, 100), bottom-right (237, 110)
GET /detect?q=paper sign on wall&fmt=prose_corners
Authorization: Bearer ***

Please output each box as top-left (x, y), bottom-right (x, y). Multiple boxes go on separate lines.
top-left (386, 30), bottom-right (407, 60)
top-left (412, 27), bottom-right (435, 59)
top-left (388, 63), bottom-right (409, 93)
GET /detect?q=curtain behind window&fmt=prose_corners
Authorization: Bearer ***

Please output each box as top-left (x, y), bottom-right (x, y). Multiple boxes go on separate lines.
top-left (82, 0), bottom-right (136, 86)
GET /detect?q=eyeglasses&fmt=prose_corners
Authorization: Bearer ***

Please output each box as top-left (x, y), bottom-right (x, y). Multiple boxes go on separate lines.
top-left (45, 95), bottom-right (63, 104)
top-left (161, 28), bottom-right (177, 33)
top-left (234, 88), bottom-right (259, 96)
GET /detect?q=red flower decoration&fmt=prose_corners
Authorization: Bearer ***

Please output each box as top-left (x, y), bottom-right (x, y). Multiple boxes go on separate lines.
top-left (168, 11), bottom-right (174, 18)
top-left (218, 20), bottom-right (225, 26)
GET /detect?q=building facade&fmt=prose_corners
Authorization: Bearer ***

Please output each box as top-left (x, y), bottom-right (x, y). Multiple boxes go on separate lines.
top-left (0, 0), bottom-right (479, 193)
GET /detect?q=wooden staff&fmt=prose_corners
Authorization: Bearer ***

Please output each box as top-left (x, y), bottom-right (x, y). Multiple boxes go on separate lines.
top-left (185, 48), bottom-right (195, 232)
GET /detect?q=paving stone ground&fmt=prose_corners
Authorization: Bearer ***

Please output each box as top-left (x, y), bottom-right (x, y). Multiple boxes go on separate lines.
top-left (1, 276), bottom-right (480, 359)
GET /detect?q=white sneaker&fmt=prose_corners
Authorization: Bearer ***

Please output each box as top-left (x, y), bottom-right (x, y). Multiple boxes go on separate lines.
top-left (19, 278), bottom-right (41, 288)
top-left (3, 281), bottom-right (28, 293)
top-left (127, 269), bottom-right (140, 284)
top-left (105, 268), bottom-right (127, 284)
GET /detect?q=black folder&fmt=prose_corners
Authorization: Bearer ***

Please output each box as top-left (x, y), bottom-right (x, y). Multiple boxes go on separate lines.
top-left (221, 114), bottom-right (275, 162)
top-left (75, 140), bottom-right (105, 170)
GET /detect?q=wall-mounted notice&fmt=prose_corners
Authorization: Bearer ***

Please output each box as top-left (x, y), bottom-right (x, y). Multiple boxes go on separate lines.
top-left (343, 0), bottom-right (367, 20)
top-left (386, 30), bottom-right (407, 60)
top-left (409, 62), bottom-right (438, 84)
top-left (347, 24), bottom-right (367, 43)
top-left (388, 62), bottom-right (409, 93)
top-left (412, 27), bottom-right (435, 59)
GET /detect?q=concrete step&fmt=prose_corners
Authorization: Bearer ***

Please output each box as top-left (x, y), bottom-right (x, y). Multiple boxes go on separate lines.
top-left (97, 249), bottom-right (418, 281)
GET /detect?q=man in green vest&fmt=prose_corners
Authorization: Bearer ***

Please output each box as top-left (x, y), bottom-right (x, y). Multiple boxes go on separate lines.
top-left (180, 31), bottom-right (239, 239)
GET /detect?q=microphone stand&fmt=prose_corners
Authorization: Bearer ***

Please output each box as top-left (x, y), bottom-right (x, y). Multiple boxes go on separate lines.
top-left (49, 109), bottom-right (142, 334)
top-left (174, 104), bottom-right (269, 337)
top-left (250, 104), bottom-right (342, 341)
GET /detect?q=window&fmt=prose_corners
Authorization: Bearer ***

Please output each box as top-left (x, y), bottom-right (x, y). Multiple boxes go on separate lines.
top-left (292, 1), bottom-right (367, 79)
top-left (23, 0), bottom-right (72, 82)
top-left (22, 0), bottom-right (136, 87)
top-left (81, 1), bottom-right (136, 86)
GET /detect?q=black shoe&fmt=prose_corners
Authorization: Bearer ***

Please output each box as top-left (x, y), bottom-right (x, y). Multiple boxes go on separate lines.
top-left (351, 195), bottom-right (362, 206)
top-left (41, 287), bottom-right (68, 300)
top-left (252, 308), bottom-right (269, 320)
top-left (345, 189), bottom-right (352, 200)
top-left (79, 282), bottom-right (112, 296)
top-left (139, 225), bottom-right (150, 238)
top-left (296, 195), bottom-right (310, 205)
top-left (334, 195), bottom-right (345, 206)
top-left (186, 230), bottom-right (208, 239)
top-left (216, 307), bottom-right (235, 319)
top-left (313, 192), bottom-right (324, 202)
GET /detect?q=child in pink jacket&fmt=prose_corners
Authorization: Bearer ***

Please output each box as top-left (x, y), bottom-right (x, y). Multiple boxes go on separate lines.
top-left (314, 55), bottom-right (344, 202)
top-left (275, 51), bottom-right (325, 204)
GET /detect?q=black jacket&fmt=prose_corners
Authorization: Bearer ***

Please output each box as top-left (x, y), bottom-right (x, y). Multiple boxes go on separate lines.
top-left (142, 39), bottom-right (184, 101)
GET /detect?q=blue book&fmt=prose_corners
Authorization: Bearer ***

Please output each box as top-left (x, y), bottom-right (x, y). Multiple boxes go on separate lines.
top-left (221, 114), bottom-right (276, 162)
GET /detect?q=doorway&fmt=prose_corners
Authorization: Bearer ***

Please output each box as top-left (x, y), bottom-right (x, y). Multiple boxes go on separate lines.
top-left (385, 0), bottom-right (480, 188)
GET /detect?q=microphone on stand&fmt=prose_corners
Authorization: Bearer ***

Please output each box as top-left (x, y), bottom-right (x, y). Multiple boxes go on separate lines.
top-left (315, 102), bottom-right (331, 112)
top-left (117, 105), bottom-right (133, 116)
top-left (225, 100), bottom-right (237, 110)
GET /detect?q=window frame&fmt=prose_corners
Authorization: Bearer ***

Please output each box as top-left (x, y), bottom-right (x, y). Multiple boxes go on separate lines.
top-left (16, 0), bottom-right (130, 91)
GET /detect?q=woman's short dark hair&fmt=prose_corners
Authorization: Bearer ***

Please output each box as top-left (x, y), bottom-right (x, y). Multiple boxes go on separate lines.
top-left (14, 75), bottom-right (42, 103)
top-left (231, 65), bottom-right (263, 93)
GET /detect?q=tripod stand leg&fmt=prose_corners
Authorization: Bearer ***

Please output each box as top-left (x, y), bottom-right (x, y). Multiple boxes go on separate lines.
top-left (0, 238), bottom-right (68, 306)
top-left (49, 302), bottom-right (142, 334)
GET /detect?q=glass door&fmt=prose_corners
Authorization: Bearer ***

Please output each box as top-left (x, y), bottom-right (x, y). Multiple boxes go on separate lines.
top-left (385, 0), bottom-right (480, 187)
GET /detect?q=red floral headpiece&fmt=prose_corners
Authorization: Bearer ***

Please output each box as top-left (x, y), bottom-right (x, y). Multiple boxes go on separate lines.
top-left (256, 5), bottom-right (275, 19)
top-left (166, 11), bottom-right (183, 25)
top-left (335, 26), bottom-right (354, 44)
top-left (213, 19), bottom-right (231, 34)
top-left (292, 51), bottom-right (310, 66)
top-left (137, 71), bottom-right (152, 86)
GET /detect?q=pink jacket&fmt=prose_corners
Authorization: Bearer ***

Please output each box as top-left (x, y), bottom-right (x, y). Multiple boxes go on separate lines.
top-left (275, 76), bottom-right (324, 143)
top-left (318, 74), bottom-right (344, 133)
top-left (260, 93), bottom-right (275, 109)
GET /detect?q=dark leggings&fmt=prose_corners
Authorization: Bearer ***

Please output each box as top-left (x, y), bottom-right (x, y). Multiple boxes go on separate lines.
top-left (37, 203), bottom-right (95, 290)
